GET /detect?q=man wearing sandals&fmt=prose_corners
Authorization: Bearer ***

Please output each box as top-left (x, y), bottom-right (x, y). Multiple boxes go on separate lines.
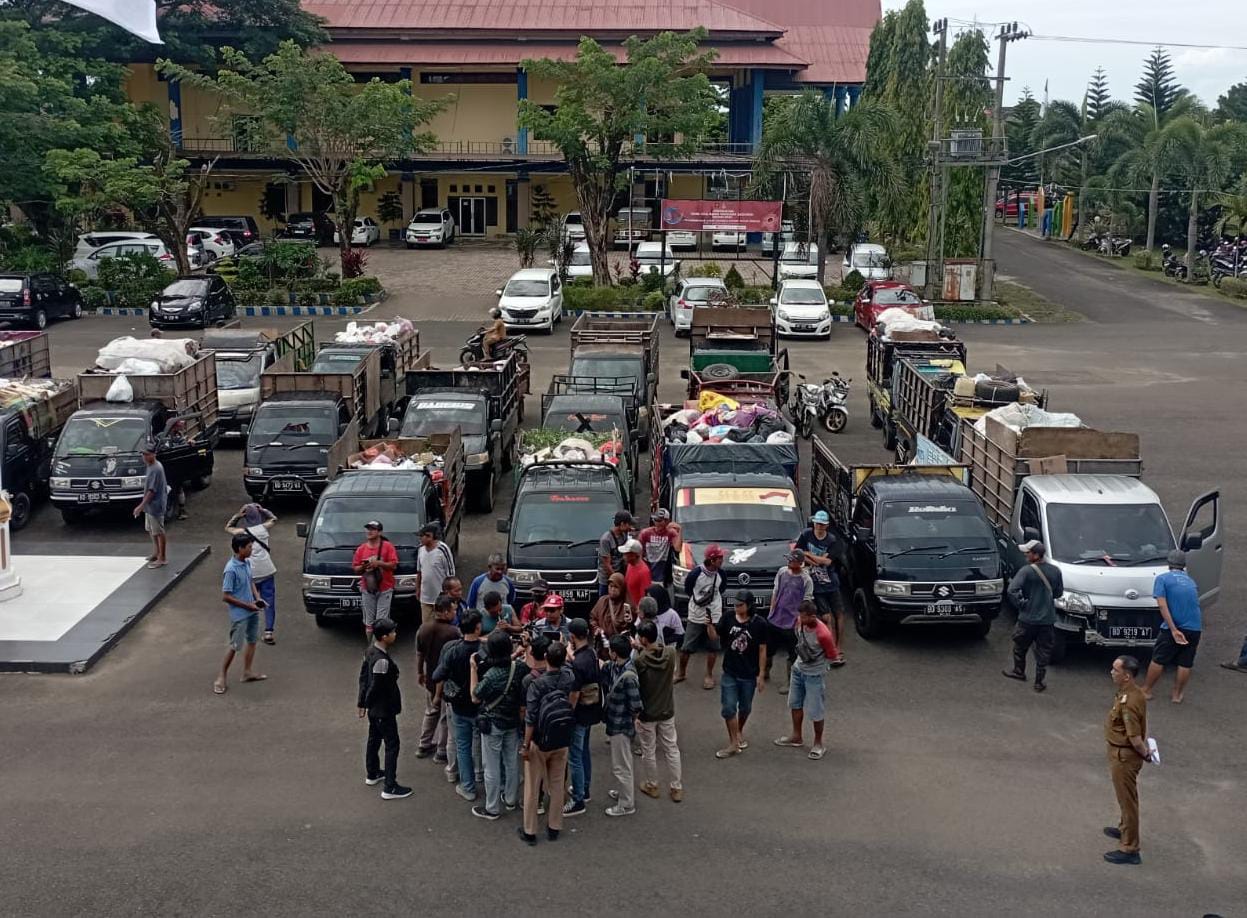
top-left (225, 504), bottom-right (279, 645)
top-left (716, 591), bottom-right (767, 760)
top-left (678, 544), bottom-right (726, 690)
top-left (214, 533), bottom-right (267, 694)
top-left (775, 601), bottom-right (836, 760)
top-left (133, 443), bottom-right (167, 569)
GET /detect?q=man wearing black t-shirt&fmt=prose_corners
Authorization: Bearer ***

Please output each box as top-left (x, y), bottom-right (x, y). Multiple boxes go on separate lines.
top-left (715, 591), bottom-right (768, 760)
top-left (797, 511), bottom-right (846, 656)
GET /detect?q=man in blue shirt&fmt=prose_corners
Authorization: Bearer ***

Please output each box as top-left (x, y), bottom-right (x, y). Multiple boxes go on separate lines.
top-left (467, 553), bottom-right (517, 612)
top-left (1142, 550), bottom-right (1202, 704)
top-left (214, 533), bottom-right (267, 695)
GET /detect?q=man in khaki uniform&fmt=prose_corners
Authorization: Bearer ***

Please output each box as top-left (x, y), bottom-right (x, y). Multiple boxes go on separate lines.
top-left (1103, 655), bottom-right (1154, 865)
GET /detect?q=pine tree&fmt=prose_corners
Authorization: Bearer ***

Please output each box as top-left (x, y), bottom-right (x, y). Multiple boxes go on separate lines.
top-left (1085, 67), bottom-right (1112, 124)
top-left (1134, 47), bottom-right (1187, 118)
top-left (529, 183), bottom-right (558, 232)
top-left (1004, 88), bottom-right (1041, 186)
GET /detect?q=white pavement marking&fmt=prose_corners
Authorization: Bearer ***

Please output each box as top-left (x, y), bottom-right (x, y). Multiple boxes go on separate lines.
top-left (0, 555), bottom-right (147, 641)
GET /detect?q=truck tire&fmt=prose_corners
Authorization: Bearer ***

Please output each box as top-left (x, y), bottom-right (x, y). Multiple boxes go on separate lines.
top-left (474, 470), bottom-right (496, 513)
top-left (881, 418), bottom-right (897, 452)
top-left (853, 588), bottom-right (887, 640)
top-left (1049, 629), bottom-right (1069, 665)
top-left (700, 363), bottom-right (739, 381)
top-left (973, 616), bottom-right (992, 639)
top-left (8, 490), bottom-right (31, 531)
top-left (314, 612), bottom-right (330, 628)
top-left (60, 507), bottom-right (85, 525)
top-left (194, 473), bottom-right (212, 490)
top-left (869, 396), bottom-right (883, 429)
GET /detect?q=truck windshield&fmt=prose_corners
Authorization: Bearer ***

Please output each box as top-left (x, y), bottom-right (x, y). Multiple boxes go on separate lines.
top-left (56, 416), bottom-right (148, 456)
top-left (675, 487), bottom-right (799, 542)
top-left (1046, 503), bottom-right (1175, 565)
top-left (878, 501), bottom-right (993, 553)
top-left (569, 357), bottom-right (642, 384)
top-left (310, 352), bottom-right (363, 374)
top-left (402, 399), bottom-right (485, 436)
top-left (216, 354), bottom-right (263, 390)
top-left (250, 407), bottom-right (336, 442)
top-left (513, 490), bottom-right (621, 545)
top-left (311, 498), bottom-right (424, 550)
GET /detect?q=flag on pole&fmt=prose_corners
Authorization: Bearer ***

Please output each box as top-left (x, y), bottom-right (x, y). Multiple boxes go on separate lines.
top-left (61, 0), bottom-right (161, 44)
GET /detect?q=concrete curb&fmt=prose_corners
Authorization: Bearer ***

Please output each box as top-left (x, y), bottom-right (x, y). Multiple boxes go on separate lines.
top-left (92, 303), bottom-right (377, 318)
top-left (565, 309), bottom-right (1031, 325)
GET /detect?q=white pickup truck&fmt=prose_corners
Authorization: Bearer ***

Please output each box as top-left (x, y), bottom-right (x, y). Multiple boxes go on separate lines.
top-left (960, 415), bottom-right (1223, 661)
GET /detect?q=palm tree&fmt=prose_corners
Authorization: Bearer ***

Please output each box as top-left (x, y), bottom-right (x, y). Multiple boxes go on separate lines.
top-left (1213, 177), bottom-right (1247, 239)
top-left (753, 91), bottom-right (902, 283)
top-left (1167, 118), bottom-right (1247, 274)
top-left (1031, 91), bottom-right (1128, 234)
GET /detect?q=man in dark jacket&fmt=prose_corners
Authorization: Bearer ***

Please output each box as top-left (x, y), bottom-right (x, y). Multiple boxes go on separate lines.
top-left (357, 618), bottom-right (411, 799)
top-left (634, 620), bottom-right (683, 802)
top-left (1003, 540), bottom-right (1064, 693)
top-left (432, 610), bottom-right (484, 801)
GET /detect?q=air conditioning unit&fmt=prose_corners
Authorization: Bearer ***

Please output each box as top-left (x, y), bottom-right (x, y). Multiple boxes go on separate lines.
top-left (501, 137), bottom-right (515, 153)
top-left (948, 129), bottom-right (983, 158)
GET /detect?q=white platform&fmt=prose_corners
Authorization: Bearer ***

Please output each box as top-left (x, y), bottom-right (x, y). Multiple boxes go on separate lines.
top-left (0, 555), bottom-right (148, 642)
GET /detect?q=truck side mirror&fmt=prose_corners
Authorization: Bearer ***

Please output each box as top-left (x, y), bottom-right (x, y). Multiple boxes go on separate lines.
top-left (680, 369), bottom-right (689, 380)
top-left (494, 289), bottom-right (503, 297)
top-left (855, 525), bottom-right (872, 540)
top-left (490, 419), bottom-right (503, 434)
top-left (1182, 533), bottom-right (1203, 551)
top-left (769, 297), bottom-right (777, 305)
top-left (296, 522), bottom-right (308, 538)
top-left (387, 417), bottom-right (400, 436)
top-left (1022, 526), bottom-right (1041, 543)
top-left (495, 517), bottom-right (510, 533)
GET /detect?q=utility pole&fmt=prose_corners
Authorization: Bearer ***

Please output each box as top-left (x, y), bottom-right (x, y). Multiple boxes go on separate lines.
top-left (979, 22), bottom-right (1028, 302)
top-left (923, 18), bottom-right (948, 301)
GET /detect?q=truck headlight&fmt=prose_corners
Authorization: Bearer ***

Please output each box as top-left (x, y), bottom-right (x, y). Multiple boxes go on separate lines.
top-left (1056, 590), bottom-right (1094, 615)
top-left (511, 570), bottom-right (540, 584)
top-left (467, 451), bottom-right (490, 466)
top-left (247, 467), bottom-right (264, 476)
top-left (396, 575), bottom-right (418, 590)
top-left (303, 575), bottom-right (331, 590)
top-left (873, 581), bottom-right (911, 596)
top-left (121, 476), bottom-right (145, 489)
top-left (673, 564), bottom-right (691, 583)
top-left (976, 579), bottom-right (1004, 595)
top-left (50, 477), bottom-right (70, 489)
top-left (315, 467), bottom-right (327, 476)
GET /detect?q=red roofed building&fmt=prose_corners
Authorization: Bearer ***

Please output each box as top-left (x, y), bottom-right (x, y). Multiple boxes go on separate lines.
top-left (126, 0), bottom-right (879, 236)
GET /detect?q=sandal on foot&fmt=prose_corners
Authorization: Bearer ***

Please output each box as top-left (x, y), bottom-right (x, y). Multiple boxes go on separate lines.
top-left (809, 745), bottom-right (826, 760)
top-left (241, 673), bottom-right (267, 683)
top-left (773, 736), bottom-right (803, 747)
top-left (702, 677), bottom-right (716, 690)
top-left (212, 682), bottom-right (227, 695)
top-left (262, 631), bottom-right (275, 645)
top-left (715, 746), bottom-right (741, 759)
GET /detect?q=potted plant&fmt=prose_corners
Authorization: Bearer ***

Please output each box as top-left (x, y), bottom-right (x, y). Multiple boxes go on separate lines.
top-left (377, 191), bottom-right (405, 242)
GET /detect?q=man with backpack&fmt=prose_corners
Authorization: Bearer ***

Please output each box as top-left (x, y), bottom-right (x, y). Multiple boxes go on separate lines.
top-left (520, 641), bottom-right (576, 845)
top-left (357, 618), bottom-right (411, 800)
top-left (431, 610), bottom-right (485, 801)
top-left (470, 631), bottom-right (529, 820)
top-left (1002, 540), bottom-right (1064, 693)
top-left (564, 618), bottom-right (602, 817)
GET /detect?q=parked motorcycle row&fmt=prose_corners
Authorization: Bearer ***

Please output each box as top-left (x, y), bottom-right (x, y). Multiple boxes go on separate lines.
top-left (788, 371), bottom-right (851, 439)
top-left (1159, 239), bottom-right (1247, 287)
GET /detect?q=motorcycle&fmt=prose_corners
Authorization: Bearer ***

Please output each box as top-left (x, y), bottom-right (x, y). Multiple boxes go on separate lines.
top-left (789, 373), bottom-right (851, 439)
top-left (460, 328), bottom-right (529, 365)
top-left (1161, 245), bottom-right (1187, 279)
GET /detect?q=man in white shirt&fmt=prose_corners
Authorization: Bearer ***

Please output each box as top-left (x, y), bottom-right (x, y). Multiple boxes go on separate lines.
top-left (416, 523), bottom-right (456, 624)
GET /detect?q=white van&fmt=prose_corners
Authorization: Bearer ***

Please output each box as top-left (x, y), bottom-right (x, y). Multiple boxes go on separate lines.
top-left (843, 242), bottom-right (890, 280)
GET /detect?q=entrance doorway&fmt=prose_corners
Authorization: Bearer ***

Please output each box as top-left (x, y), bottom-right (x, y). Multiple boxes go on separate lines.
top-left (449, 196), bottom-right (487, 235)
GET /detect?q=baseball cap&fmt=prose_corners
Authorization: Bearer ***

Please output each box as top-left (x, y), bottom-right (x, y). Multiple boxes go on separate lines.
top-left (811, 510), bottom-right (831, 525)
top-left (732, 590), bottom-right (755, 609)
top-left (787, 548), bottom-right (805, 563)
top-left (530, 578), bottom-right (549, 594)
top-left (365, 520), bottom-right (383, 531)
top-left (651, 508), bottom-right (671, 522)
top-left (621, 538), bottom-right (643, 555)
top-left (540, 593), bottom-right (564, 610)
top-left (1018, 539), bottom-right (1045, 555)
top-left (1167, 549), bottom-right (1186, 568)
top-left (704, 544), bottom-right (726, 561)
top-left (567, 617), bottom-right (589, 638)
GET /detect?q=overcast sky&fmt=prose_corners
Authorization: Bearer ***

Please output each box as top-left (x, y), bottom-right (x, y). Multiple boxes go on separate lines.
top-left (882, 1), bottom-right (1246, 108)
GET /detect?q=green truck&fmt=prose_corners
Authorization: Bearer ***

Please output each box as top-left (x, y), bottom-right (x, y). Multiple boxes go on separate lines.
top-left (683, 306), bottom-right (790, 404)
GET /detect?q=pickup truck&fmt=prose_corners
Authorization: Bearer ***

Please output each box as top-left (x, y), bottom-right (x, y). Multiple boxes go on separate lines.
top-left (202, 322), bottom-right (316, 440)
top-left (959, 413), bottom-right (1223, 661)
top-left (810, 437), bottom-right (1003, 640)
top-left (0, 331), bottom-right (52, 379)
top-left (499, 443), bottom-right (629, 614)
top-left (650, 403), bottom-right (800, 611)
top-left (400, 353), bottom-right (524, 512)
top-left (686, 306), bottom-right (791, 405)
top-left (555, 314), bottom-right (660, 440)
top-left (309, 325), bottom-right (428, 435)
top-left (51, 352), bottom-right (219, 524)
top-left (297, 431), bottom-right (465, 627)
top-left (1, 378), bottom-right (77, 530)
top-left (539, 392), bottom-right (637, 509)
top-left (865, 324), bottom-right (966, 452)
top-left (245, 349), bottom-right (382, 502)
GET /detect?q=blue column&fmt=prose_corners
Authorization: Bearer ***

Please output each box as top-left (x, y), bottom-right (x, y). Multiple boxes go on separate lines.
top-left (847, 85), bottom-right (861, 109)
top-left (834, 85), bottom-right (847, 118)
top-left (749, 70), bottom-right (765, 151)
top-left (516, 69), bottom-right (528, 154)
top-left (167, 78), bottom-right (183, 149)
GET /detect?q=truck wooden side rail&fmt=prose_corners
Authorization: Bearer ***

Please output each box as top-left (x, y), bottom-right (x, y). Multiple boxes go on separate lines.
top-left (344, 430), bottom-right (466, 530)
top-left (261, 347), bottom-right (382, 429)
top-left (958, 414), bottom-right (1143, 530)
top-left (688, 306), bottom-right (776, 355)
top-left (405, 354), bottom-right (521, 424)
top-left (0, 331), bottom-right (51, 379)
top-left (77, 351), bottom-right (219, 441)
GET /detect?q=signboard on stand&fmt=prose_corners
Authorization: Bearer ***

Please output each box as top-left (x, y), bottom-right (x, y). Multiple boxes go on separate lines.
top-left (659, 199), bottom-right (782, 233)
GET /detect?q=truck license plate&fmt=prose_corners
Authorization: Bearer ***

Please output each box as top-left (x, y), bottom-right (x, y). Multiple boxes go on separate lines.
top-left (339, 597), bottom-right (361, 609)
top-left (925, 602), bottom-right (962, 616)
top-left (554, 589), bottom-right (592, 603)
top-left (271, 478), bottom-right (304, 492)
top-left (77, 492), bottom-right (109, 503)
top-left (1107, 624), bottom-right (1153, 641)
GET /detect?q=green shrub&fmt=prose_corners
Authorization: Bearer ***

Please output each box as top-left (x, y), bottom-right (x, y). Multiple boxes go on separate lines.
top-left (263, 240), bottom-right (319, 284)
top-left (82, 287), bottom-right (108, 310)
top-left (736, 285), bottom-right (772, 304)
top-left (639, 271), bottom-right (666, 293)
top-left (349, 276), bottom-right (383, 296)
top-left (298, 290), bottom-right (318, 308)
top-left (66, 268), bottom-right (90, 286)
top-left (234, 258), bottom-right (265, 290)
top-left (265, 287), bottom-right (290, 307)
top-left (565, 284), bottom-right (627, 311)
top-left (0, 244), bottom-right (60, 274)
top-left (641, 291), bottom-right (666, 311)
top-left (933, 304), bottom-right (1022, 322)
top-left (829, 302), bottom-right (853, 317)
top-left (236, 287), bottom-right (266, 309)
top-left (1221, 277), bottom-right (1247, 299)
top-left (841, 269), bottom-right (865, 293)
top-left (824, 284), bottom-right (858, 302)
top-left (688, 261), bottom-right (722, 278)
top-left (96, 252), bottom-right (174, 309)
top-left (1133, 251), bottom-right (1159, 271)
top-left (723, 266), bottom-right (745, 290)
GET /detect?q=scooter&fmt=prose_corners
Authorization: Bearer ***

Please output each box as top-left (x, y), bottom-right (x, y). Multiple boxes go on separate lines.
top-left (818, 372), bottom-right (851, 433)
top-left (459, 328), bottom-right (529, 365)
top-left (1161, 245), bottom-right (1187, 279)
top-left (789, 376), bottom-right (821, 440)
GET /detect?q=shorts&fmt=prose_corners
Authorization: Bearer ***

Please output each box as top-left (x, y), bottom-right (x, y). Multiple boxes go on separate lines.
top-left (1151, 628), bottom-right (1201, 668)
top-left (681, 621), bottom-right (720, 654)
top-left (228, 612), bottom-right (261, 650)
top-left (719, 673), bottom-right (757, 720)
top-left (788, 667), bottom-right (827, 721)
top-left (144, 512), bottom-right (166, 535)
top-left (814, 591), bottom-right (843, 618)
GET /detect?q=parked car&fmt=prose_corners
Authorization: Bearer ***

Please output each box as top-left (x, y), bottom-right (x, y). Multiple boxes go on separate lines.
top-left (496, 267), bottom-right (564, 332)
top-left (996, 191), bottom-right (1038, 219)
top-left (762, 220), bottom-right (796, 254)
top-left (667, 276), bottom-right (728, 334)
top-left (555, 242), bottom-right (593, 279)
top-left (72, 231), bottom-right (161, 261)
top-left (149, 275), bottom-right (237, 329)
top-left (405, 208), bottom-right (456, 247)
top-left (335, 217), bottom-right (381, 247)
top-left (562, 211), bottom-right (586, 242)
top-left (187, 227), bottom-right (237, 262)
top-left (185, 235), bottom-right (206, 269)
top-left (852, 281), bottom-right (933, 330)
top-left (666, 229), bottom-right (698, 249)
top-left (842, 242), bottom-right (890, 281)
top-left (193, 215), bottom-right (260, 247)
top-left (0, 273), bottom-right (83, 329)
top-left (70, 239), bottom-right (177, 280)
top-left (280, 211), bottom-right (334, 245)
top-left (711, 230), bottom-right (745, 250)
top-left (778, 241), bottom-right (819, 279)
top-left (771, 279), bottom-right (832, 339)
top-left (634, 241), bottom-right (680, 277)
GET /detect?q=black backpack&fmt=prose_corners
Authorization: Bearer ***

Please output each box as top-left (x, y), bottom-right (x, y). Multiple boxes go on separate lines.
top-left (535, 678), bottom-right (575, 751)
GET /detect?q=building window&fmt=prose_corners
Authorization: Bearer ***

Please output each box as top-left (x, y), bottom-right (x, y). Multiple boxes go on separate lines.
top-left (420, 72), bottom-right (517, 85)
top-left (474, 185), bottom-right (483, 193)
top-left (449, 184), bottom-right (458, 193)
top-left (487, 185), bottom-right (495, 194)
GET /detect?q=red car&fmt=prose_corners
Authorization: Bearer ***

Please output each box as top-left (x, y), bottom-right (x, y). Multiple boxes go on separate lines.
top-left (853, 281), bottom-right (933, 331)
top-left (995, 191), bottom-right (1038, 220)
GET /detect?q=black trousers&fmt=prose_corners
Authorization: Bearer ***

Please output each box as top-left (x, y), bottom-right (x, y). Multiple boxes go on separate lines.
top-left (366, 714), bottom-right (401, 790)
top-left (765, 621), bottom-right (797, 675)
top-left (1011, 622), bottom-right (1055, 683)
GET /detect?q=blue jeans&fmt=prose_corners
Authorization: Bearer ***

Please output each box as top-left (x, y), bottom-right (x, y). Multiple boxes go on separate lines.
top-left (452, 711), bottom-right (478, 793)
top-left (569, 723), bottom-right (593, 804)
top-left (719, 672), bottom-right (757, 720)
top-left (256, 576), bottom-right (276, 631)
top-left (481, 725), bottom-right (520, 815)
top-left (1238, 634), bottom-right (1247, 666)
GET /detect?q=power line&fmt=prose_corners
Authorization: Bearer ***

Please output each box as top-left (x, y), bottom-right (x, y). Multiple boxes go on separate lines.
top-left (1028, 34), bottom-right (1247, 52)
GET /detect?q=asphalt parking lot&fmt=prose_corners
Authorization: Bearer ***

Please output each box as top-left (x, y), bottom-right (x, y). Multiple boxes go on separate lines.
top-left (2, 228), bottom-right (1244, 916)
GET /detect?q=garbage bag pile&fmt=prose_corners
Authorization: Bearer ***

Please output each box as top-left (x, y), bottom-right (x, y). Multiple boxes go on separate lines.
top-left (875, 307), bottom-right (944, 337)
top-left (333, 318), bottom-right (415, 345)
top-left (95, 337), bottom-right (199, 374)
top-left (662, 390), bottom-right (794, 445)
top-left (518, 429), bottom-right (623, 468)
top-left (349, 440), bottom-right (446, 480)
top-left (975, 402), bottom-right (1083, 435)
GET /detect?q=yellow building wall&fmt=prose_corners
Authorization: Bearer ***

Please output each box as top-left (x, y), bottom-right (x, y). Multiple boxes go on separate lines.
top-left (415, 80), bottom-right (520, 146)
top-left (198, 177), bottom-right (274, 231)
top-left (125, 63), bottom-right (165, 112)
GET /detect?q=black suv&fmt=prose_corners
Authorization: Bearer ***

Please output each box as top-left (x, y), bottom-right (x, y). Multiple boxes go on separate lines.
top-left (0, 273), bottom-right (83, 329)
top-left (193, 216), bottom-right (260, 247)
top-left (149, 275), bottom-right (237, 328)
top-left (280, 212), bottom-right (334, 245)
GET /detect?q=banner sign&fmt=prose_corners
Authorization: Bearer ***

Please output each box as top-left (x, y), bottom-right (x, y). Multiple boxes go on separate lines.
top-left (659, 199), bottom-right (782, 233)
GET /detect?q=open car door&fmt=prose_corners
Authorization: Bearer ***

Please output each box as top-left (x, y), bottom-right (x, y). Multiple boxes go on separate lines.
top-left (1179, 490), bottom-right (1223, 607)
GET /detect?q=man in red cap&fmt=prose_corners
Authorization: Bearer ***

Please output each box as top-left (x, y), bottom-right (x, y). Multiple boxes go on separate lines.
top-left (532, 593), bottom-right (571, 643)
top-left (678, 544), bottom-right (726, 690)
